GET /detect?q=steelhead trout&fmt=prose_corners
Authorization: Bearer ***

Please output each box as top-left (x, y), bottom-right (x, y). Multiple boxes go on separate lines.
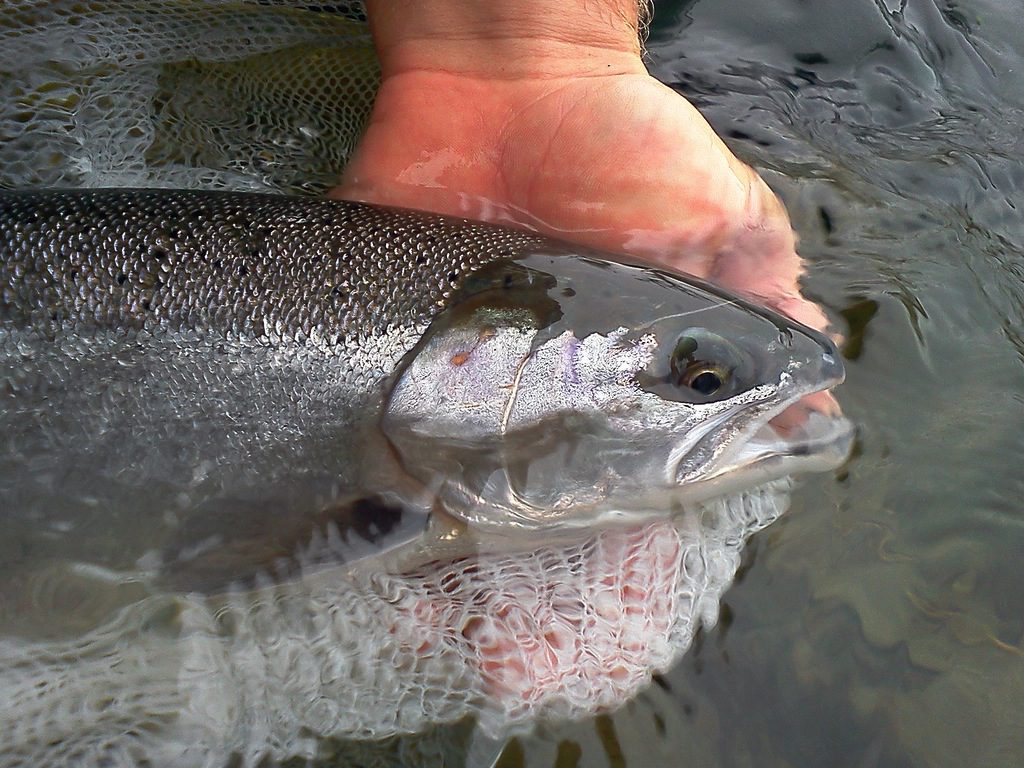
top-left (0, 189), bottom-right (851, 766)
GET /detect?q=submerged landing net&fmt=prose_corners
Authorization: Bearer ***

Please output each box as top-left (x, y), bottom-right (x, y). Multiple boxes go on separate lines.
top-left (0, 1), bottom-right (377, 194)
top-left (0, 485), bottom-right (791, 767)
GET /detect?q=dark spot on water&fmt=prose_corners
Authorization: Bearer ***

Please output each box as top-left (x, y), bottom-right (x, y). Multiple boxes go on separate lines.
top-left (237, 264), bottom-right (248, 278)
top-left (732, 537), bottom-right (760, 586)
top-left (838, 297), bottom-right (879, 361)
top-left (494, 738), bottom-right (524, 768)
top-left (653, 713), bottom-right (666, 736)
top-left (819, 206), bottom-right (835, 235)
top-left (149, 246), bottom-right (166, 260)
top-left (718, 602), bottom-right (734, 634)
top-left (595, 714), bottom-right (626, 768)
top-left (728, 122), bottom-right (775, 148)
top-left (835, 431), bottom-right (865, 483)
top-left (116, 273), bottom-right (128, 285)
top-left (447, 271), bottom-right (458, 285)
top-left (555, 740), bottom-right (583, 767)
top-left (795, 51), bottom-right (829, 65)
top-left (415, 255), bottom-right (426, 265)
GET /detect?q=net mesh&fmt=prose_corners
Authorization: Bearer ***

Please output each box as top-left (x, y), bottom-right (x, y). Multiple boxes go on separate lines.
top-left (0, 1), bottom-right (377, 194)
top-left (0, 484), bottom-right (791, 767)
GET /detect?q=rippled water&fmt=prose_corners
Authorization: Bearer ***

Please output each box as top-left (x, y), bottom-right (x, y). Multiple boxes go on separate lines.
top-left (2, 0), bottom-right (1022, 765)
top-left (507, 1), bottom-right (1024, 765)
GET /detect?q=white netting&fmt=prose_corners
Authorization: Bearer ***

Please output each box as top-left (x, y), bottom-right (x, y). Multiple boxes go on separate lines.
top-left (0, 482), bottom-right (791, 768)
top-left (0, 1), bottom-right (377, 194)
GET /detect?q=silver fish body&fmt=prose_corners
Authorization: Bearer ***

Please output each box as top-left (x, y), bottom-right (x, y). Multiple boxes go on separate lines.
top-left (0, 188), bottom-right (850, 588)
top-left (0, 189), bottom-right (852, 766)
top-left (1, 189), bottom-right (553, 589)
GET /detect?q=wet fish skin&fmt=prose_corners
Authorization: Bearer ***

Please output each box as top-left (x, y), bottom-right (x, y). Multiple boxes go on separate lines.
top-left (0, 188), bottom-right (845, 586)
top-left (0, 189), bottom-right (559, 582)
top-left (1, 188), bottom-right (549, 369)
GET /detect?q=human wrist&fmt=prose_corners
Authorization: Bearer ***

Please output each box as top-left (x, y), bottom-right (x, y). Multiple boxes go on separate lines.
top-left (365, 0), bottom-right (648, 79)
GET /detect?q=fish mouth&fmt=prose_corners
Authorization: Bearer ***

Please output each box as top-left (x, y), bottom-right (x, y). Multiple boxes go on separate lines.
top-left (703, 401), bottom-right (854, 483)
top-left (672, 360), bottom-right (854, 499)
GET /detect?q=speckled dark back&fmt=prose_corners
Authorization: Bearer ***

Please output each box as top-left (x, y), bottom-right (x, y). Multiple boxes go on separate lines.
top-left (0, 190), bottom-right (558, 583)
top-left (0, 189), bottom-right (554, 340)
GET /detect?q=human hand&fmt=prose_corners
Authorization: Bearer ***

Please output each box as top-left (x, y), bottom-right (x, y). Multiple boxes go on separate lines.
top-left (338, 74), bottom-right (827, 334)
top-left (331, 0), bottom-right (829, 336)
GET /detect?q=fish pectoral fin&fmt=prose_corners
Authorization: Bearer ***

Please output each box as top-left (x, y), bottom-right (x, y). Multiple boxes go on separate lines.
top-left (156, 495), bottom-right (420, 594)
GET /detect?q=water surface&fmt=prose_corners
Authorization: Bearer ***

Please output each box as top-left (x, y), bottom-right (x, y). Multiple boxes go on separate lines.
top-left (2, 1), bottom-right (1023, 765)
top-left (512, 1), bottom-right (1024, 765)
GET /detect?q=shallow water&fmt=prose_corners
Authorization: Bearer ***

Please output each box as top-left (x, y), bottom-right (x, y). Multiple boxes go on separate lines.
top-left (506, 0), bottom-right (1024, 765)
top-left (2, 0), bottom-right (1023, 765)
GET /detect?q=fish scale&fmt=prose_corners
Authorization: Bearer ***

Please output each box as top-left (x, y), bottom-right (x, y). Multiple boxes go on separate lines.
top-left (0, 189), bottom-right (559, 593)
top-left (0, 189), bottom-right (548, 345)
top-left (0, 190), bottom-right (849, 582)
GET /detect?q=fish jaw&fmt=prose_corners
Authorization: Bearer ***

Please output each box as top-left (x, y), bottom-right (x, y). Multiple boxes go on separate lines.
top-left (668, 346), bottom-right (852, 500)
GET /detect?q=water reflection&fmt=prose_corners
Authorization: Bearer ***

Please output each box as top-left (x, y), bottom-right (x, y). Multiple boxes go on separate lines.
top-left (636, 1), bottom-right (1024, 766)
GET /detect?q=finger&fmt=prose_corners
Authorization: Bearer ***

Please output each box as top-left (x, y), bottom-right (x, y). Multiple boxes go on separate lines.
top-left (769, 391), bottom-right (842, 436)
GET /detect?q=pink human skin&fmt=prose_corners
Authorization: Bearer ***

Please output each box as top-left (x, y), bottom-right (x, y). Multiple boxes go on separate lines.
top-left (463, 523), bottom-right (683, 714)
top-left (396, 522), bottom-right (688, 725)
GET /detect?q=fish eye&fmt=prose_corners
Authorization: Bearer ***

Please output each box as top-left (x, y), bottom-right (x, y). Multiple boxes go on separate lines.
top-left (634, 327), bottom-right (756, 403)
top-left (670, 334), bottom-right (734, 396)
top-left (679, 362), bottom-right (731, 396)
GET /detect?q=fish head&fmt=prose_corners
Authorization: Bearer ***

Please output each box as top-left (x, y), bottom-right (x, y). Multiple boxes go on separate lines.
top-left (382, 251), bottom-right (852, 531)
